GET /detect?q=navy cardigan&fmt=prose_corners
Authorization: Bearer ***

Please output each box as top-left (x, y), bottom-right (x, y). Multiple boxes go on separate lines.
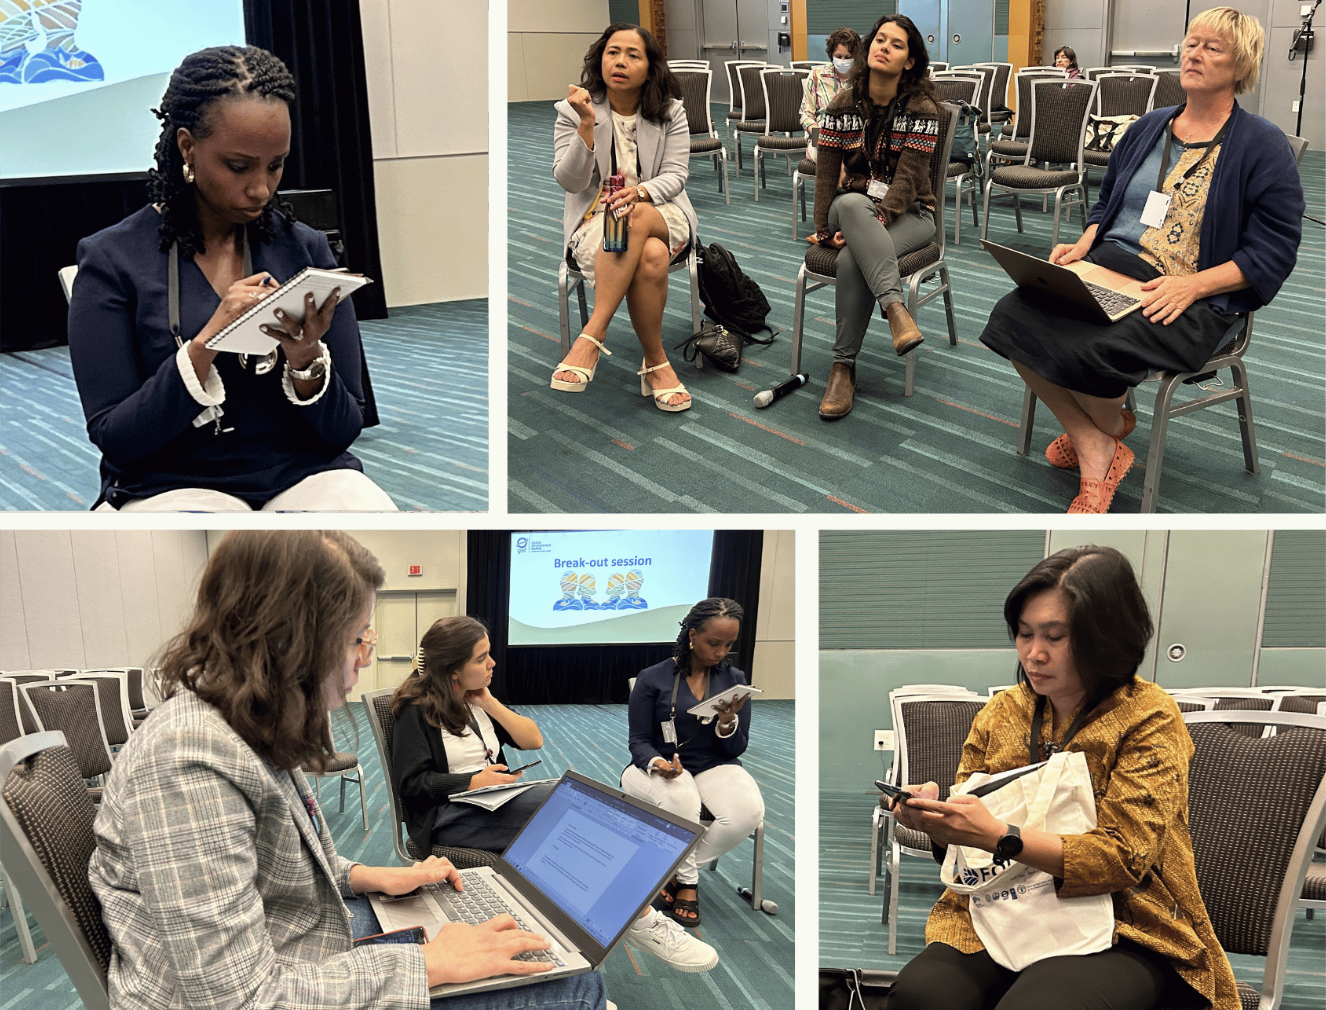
top-left (68, 206), bottom-right (367, 508)
top-left (1086, 103), bottom-right (1304, 315)
top-left (628, 658), bottom-right (752, 776)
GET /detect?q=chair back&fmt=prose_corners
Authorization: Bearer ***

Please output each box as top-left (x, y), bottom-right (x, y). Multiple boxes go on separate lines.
top-left (18, 681), bottom-right (112, 779)
top-left (761, 67), bottom-right (809, 134)
top-left (1274, 694), bottom-right (1326, 714)
top-left (1174, 697), bottom-right (1215, 713)
top-left (1151, 68), bottom-right (1186, 109)
top-left (125, 667), bottom-right (146, 712)
top-left (891, 694), bottom-right (986, 801)
top-left (2, 675), bottom-right (50, 733)
top-left (928, 103), bottom-right (959, 259)
top-left (1, 679), bottom-right (22, 744)
top-left (931, 73), bottom-right (979, 107)
top-left (1286, 134), bottom-right (1308, 164)
top-left (929, 61), bottom-right (949, 72)
top-left (737, 63), bottom-right (769, 121)
top-left (1094, 72), bottom-right (1157, 118)
top-left (59, 265), bottom-right (78, 304)
top-left (1183, 711), bottom-right (1326, 1008)
top-left (790, 60), bottom-right (824, 71)
top-left (1011, 71), bottom-right (1066, 140)
top-left (1020, 66), bottom-right (1066, 73)
top-left (67, 674), bottom-right (133, 748)
top-left (674, 66), bottom-right (716, 137)
top-left (725, 60), bottom-right (762, 113)
top-left (1026, 78), bottom-right (1097, 168)
top-left (1, 732), bottom-right (112, 1010)
top-left (1083, 67), bottom-right (1112, 81)
top-left (361, 688), bottom-right (414, 864)
top-left (977, 62), bottom-right (1012, 112)
top-left (953, 64), bottom-right (997, 122)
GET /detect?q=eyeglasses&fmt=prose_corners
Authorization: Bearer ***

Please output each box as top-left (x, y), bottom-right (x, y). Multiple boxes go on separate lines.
top-left (353, 629), bottom-right (378, 655)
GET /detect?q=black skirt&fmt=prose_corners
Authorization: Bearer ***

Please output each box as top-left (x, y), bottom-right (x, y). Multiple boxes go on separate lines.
top-left (979, 243), bottom-right (1239, 400)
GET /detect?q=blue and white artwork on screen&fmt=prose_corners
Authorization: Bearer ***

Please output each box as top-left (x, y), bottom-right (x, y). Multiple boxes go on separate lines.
top-left (0, 0), bottom-right (245, 179)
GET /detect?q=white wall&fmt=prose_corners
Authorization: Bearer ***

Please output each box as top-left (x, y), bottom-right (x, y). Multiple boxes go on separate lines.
top-left (753, 530), bottom-right (795, 699)
top-left (1, 530), bottom-right (208, 671)
top-left (360, 0), bottom-right (487, 305)
top-left (509, 0), bottom-right (610, 102)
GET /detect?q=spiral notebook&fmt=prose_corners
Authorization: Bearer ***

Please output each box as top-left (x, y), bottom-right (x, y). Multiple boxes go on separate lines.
top-left (203, 267), bottom-right (372, 354)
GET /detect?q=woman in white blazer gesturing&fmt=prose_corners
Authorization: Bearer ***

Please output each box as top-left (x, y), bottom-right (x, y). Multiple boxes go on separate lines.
top-left (551, 23), bottom-right (698, 413)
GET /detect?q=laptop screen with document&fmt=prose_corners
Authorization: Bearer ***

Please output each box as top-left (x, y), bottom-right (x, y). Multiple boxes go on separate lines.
top-left (503, 774), bottom-right (696, 947)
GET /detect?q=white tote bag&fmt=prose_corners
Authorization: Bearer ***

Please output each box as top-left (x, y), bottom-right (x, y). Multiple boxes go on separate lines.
top-left (938, 750), bottom-right (1114, 971)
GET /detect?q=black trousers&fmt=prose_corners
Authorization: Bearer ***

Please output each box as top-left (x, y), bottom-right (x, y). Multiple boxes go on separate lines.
top-left (887, 941), bottom-right (1191, 1010)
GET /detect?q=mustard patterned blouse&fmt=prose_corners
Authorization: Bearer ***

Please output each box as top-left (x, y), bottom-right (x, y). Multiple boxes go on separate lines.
top-left (924, 679), bottom-right (1239, 1010)
top-left (1139, 142), bottom-right (1223, 279)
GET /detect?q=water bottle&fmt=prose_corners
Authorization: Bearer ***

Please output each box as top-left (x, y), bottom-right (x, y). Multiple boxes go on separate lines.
top-left (602, 173), bottom-right (629, 252)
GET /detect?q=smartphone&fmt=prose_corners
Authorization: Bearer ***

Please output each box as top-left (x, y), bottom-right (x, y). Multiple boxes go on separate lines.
top-left (353, 926), bottom-right (427, 947)
top-left (875, 780), bottom-right (913, 804)
top-left (506, 759), bottom-right (542, 775)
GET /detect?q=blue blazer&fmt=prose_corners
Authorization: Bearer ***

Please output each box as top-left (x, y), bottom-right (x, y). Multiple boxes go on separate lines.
top-left (1086, 103), bottom-right (1304, 315)
top-left (627, 658), bottom-right (752, 775)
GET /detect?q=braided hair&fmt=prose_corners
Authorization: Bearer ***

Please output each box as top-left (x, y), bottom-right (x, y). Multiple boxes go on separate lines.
top-left (672, 597), bottom-right (744, 673)
top-left (147, 46), bottom-right (298, 257)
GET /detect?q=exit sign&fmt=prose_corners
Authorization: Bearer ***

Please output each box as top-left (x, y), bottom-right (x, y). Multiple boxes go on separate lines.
top-left (408, 564), bottom-right (422, 577)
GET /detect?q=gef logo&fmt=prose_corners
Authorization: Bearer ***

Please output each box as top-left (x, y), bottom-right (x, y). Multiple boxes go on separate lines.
top-left (516, 537), bottom-right (528, 553)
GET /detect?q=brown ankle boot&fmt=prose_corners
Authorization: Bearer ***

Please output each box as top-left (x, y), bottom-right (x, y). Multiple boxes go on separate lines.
top-left (884, 301), bottom-right (924, 356)
top-left (819, 362), bottom-right (856, 419)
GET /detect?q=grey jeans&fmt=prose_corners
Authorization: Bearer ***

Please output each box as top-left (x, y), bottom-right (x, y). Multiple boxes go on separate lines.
top-left (827, 191), bottom-right (936, 366)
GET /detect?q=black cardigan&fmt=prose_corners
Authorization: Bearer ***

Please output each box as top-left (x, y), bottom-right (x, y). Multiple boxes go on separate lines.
top-left (390, 701), bottom-right (515, 855)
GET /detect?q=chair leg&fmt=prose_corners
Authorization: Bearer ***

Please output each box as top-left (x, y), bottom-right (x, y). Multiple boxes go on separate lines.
top-left (887, 839), bottom-right (902, 956)
top-left (721, 147), bottom-right (731, 206)
top-left (790, 266), bottom-right (808, 376)
top-left (1017, 386), bottom-right (1036, 456)
top-left (1013, 194), bottom-right (1023, 233)
top-left (980, 180), bottom-right (993, 241)
top-left (1051, 188), bottom-right (1064, 248)
top-left (688, 252), bottom-right (702, 337)
top-left (868, 807), bottom-right (882, 895)
top-left (748, 821), bottom-right (765, 912)
top-left (1229, 358), bottom-right (1261, 474)
top-left (356, 764), bottom-right (369, 831)
top-left (940, 265), bottom-right (957, 345)
top-left (339, 773), bottom-right (347, 813)
top-left (1140, 375), bottom-right (1183, 513)
top-left (575, 278), bottom-right (588, 331)
top-left (754, 148), bottom-right (762, 201)
top-left (5, 875), bottom-right (38, 964)
top-left (557, 264), bottom-right (571, 354)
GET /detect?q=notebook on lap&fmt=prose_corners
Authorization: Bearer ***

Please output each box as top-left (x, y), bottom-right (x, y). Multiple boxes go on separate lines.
top-left (980, 239), bottom-right (1145, 323)
top-left (368, 770), bottom-right (703, 998)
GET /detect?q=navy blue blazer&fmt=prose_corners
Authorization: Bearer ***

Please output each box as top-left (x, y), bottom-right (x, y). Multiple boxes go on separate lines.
top-left (1086, 103), bottom-right (1304, 315)
top-left (628, 658), bottom-right (752, 775)
top-left (68, 206), bottom-right (366, 507)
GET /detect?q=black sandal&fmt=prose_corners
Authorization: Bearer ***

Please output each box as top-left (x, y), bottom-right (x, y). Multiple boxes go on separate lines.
top-left (659, 878), bottom-right (679, 909)
top-left (668, 883), bottom-right (701, 927)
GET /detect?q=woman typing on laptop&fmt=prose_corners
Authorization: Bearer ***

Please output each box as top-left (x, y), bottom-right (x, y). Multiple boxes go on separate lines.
top-left (88, 531), bottom-right (604, 1010)
top-left (978, 7), bottom-right (1303, 513)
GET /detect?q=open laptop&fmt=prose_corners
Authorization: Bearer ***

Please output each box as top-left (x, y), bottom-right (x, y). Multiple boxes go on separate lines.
top-left (368, 770), bottom-right (703, 998)
top-left (981, 239), bottom-right (1146, 323)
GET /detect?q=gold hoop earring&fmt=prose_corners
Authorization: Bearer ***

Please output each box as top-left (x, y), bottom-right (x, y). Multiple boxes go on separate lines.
top-left (182, 163), bottom-right (195, 184)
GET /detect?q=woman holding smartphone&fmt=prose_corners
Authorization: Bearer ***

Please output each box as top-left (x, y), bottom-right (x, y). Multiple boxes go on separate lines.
top-left (884, 545), bottom-right (1239, 1010)
top-left (88, 531), bottom-right (600, 1009)
top-left (621, 597), bottom-right (765, 927)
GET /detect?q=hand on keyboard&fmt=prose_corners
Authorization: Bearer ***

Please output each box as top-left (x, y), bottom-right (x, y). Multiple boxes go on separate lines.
top-left (422, 916), bottom-right (555, 988)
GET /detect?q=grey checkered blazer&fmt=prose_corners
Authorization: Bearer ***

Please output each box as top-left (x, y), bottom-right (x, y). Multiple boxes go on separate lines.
top-left (88, 689), bottom-right (428, 1009)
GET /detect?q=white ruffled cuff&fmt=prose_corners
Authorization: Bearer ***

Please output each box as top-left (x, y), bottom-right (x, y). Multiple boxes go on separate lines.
top-left (175, 342), bottom-right (226, 428)
top-left (715, 719), bottom-right (738, 739)
top-left (281, 345), bottom-right (332, 406)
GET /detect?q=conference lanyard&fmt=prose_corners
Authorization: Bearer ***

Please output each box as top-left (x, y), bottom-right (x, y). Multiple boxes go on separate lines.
top-left (868, 96), bottom-right (904, 185)
top-left (1028, 693), bottom-right (1090, 763)
top-left (1155, 104), bottom-right (1228, 192)
top-left (662, 666), bottom-right (708, 748)
top-left (465, 705), bottom-right (496, 764)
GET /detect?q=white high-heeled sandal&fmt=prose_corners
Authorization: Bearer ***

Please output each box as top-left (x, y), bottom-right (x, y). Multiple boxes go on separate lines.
top-left (638, 360), bottom-right (691, 412)
top-left (550, 334), bottom-right (611, 392)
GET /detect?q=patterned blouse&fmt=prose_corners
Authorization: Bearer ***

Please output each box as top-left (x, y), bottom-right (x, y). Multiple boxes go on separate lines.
top-left (800, 63), bottom-right (850, 134)
top-left (811, 89), bottom-right (939, 241)
top-left (925, 680), bottom-right (1239, 1010)
top-left (1140, 141), bottom-right (1222, 279)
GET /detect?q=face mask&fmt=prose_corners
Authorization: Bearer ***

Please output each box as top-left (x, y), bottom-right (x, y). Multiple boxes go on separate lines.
top-left (833, 57), bottom-right (854, 75)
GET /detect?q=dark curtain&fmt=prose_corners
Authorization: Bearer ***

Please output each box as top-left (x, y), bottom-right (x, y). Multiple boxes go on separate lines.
top-left (466, 531), bottom-right (767, 706)
top-left (1, 1), bottom-right (386, 352)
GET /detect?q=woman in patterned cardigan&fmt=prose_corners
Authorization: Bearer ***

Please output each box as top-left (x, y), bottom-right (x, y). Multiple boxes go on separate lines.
top-left (809, 14), bottom-right (940, 419)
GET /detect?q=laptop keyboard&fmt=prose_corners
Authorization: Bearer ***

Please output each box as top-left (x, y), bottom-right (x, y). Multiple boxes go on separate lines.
top-left (427, 877), bottom-right (565, 966)
top-left (1083, 280), bottom-right (1141, 317)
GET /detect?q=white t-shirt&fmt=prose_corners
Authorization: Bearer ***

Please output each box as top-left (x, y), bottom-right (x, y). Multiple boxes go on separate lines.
top-left (440, 704), bottom-right (500, 775)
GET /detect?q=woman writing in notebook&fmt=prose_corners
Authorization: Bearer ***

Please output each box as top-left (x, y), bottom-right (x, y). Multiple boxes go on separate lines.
top-left (89, 530), bottom-right (602, 1010)
top-left (978, 7), bottom-right (1303, 513)
top-left (622, 597), bottom-right (765, 927)
top-left (67, 46), bottom-right (393, 511)
top-left (550, 22), bottom-right (697, 413)
top-left (883, 545), bottom-right (1240, 1010)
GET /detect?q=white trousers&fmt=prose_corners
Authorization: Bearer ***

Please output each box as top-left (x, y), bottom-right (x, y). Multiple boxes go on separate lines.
top-left (94, 469), bottom-right (398, 512)
top-left (620, 762), bottom-right (765, 885)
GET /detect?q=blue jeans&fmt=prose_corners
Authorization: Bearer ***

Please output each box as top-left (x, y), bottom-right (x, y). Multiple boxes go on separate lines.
top-left (345, 895), bottom-right (607, 1010)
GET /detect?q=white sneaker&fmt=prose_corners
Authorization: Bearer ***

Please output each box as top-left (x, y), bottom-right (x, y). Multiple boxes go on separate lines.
top-left (625, 908), bottom-right (718, 973)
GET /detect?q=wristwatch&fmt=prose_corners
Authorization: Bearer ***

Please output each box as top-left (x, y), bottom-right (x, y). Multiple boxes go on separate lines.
top-left (993, 822), bottom-right (1023, 862)
top-left (286, 347), bottom-right (328, 382)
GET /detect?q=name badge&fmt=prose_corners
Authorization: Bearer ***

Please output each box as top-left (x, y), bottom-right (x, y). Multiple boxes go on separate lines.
top-left (867, 179), bottom-right (890, 200)
top-left (1140, 190), bottom-right (1171, 229)
top-left (662, 719), bottom-right (677, 744)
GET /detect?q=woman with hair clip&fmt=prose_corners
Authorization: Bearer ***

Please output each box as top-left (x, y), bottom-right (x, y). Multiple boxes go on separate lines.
top-left (621, 598), bottom-right (765, 928)
top-left (884, 545), bottom-right (1240, 1010)
top-left (89, 531), bottom-right (603, 1010)
top-left (550, 22), bottom-right (697, 413)
top-left (809, 14), bottom-right (940, 420)
top-left (390, 616), bottom-right (552, 854)
top-left (67, 46), bottom-right (395, 511)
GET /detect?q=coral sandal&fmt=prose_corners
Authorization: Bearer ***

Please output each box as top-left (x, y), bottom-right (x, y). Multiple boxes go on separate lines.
top-left (1067, 438), bottom-right (1135, 513)
top-left (1046, 408), bottom-right (1136, 469)
top-left (638, 360), bottom-right (692, 412)
top-left (550, 334), bottom-right (610, 392)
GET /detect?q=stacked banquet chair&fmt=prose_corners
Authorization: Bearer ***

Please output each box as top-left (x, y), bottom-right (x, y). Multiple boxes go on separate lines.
top-left (731, 62), bottom-right (771, 175)
top-left (754, 67), bottom-right (810, 202)
top-left (672, 63), bottom-right (731, 204)
top-left (931, 70), bottom-right (988, 244)
top-left (984, 69), bottom-right (1066, 180)
top-left (874, 686), bottom-right (986, 955)
top-left (789, 103), bottom-right (960, 398)
top-left (951, 64), bottom-right (997, 155)
top-left (1083, 72), bottom-right (1159, 199)
top-left (724, 59), bottom-right (765, 173)
top-left (980, 77), bottom-right (1097, 250)
top-left (972, 62), bottom-right (1013, 137)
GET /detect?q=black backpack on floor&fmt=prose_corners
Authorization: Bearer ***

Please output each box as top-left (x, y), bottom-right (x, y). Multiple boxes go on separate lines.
top-left (696, 241), bottom-right (775, 342)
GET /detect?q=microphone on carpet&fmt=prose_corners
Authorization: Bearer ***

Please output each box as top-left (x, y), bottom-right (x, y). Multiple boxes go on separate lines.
top-left (753, 373), bottom-right (809, 409)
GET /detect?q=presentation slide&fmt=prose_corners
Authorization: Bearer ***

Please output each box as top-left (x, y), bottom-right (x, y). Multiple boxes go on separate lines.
top-left (508, 530), bottom-right (714, 646)
top-left (1, 0), bottom-right (246, 179)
